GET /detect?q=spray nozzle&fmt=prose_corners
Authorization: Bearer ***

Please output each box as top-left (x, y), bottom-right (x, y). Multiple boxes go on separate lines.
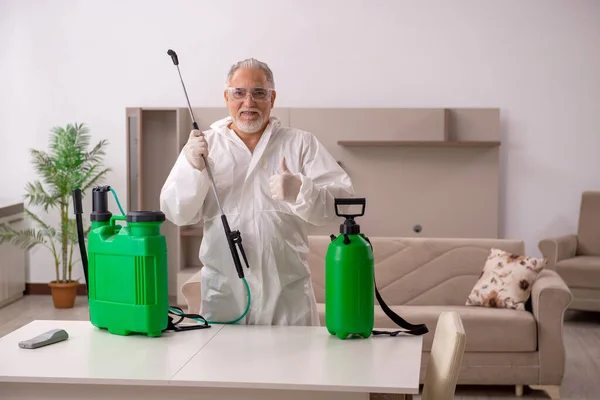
top-left (335, 198), bottom-right (365, 234)
top-left (167, 49), bottom-right (179, 65)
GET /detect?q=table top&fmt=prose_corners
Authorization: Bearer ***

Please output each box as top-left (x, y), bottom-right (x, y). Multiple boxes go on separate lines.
top-left (173, 324), bottom-right (423, 394)
top-left (0, 320), bottom-right (423, 394)
top-left (0, 320), bottom-right (224, 386)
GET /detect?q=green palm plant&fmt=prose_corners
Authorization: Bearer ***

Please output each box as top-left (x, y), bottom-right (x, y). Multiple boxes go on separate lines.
top-left (0, 123), bottom-right (110, 284)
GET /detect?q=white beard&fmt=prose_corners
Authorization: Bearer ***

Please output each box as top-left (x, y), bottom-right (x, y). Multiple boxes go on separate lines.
top-left (233, 108), bottom-right (265, 134)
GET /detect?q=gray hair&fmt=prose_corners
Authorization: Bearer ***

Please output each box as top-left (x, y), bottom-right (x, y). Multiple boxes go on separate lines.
top-left (225, 58), bottom-right (275, 89)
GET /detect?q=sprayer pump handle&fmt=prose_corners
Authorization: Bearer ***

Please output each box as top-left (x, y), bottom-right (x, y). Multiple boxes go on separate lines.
top-left (334, 197), bottom-right (366, 218)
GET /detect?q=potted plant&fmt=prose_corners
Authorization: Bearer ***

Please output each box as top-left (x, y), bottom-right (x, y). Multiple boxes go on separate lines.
top-left (0, 123), bottom-right (110, 308)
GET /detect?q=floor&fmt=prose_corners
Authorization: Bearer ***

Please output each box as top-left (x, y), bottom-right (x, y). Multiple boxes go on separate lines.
top-left (1, 295), bottom-right (598, 399)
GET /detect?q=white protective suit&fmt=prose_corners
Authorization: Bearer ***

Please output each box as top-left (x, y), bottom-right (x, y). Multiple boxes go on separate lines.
top-left (159, 116), bottom-right (354, 326)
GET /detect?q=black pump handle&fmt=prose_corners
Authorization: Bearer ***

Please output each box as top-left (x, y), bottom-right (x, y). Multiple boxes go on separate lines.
top-left (334, 197), bottom-right (366, 218)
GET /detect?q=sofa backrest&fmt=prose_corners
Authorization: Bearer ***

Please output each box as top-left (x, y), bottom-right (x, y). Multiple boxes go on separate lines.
top-left (577, 191), bottom-right (600, 256)
top-left (307, 236), bottom-right (525, 306)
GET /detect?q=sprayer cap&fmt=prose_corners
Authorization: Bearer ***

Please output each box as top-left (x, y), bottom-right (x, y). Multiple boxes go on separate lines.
top-left (126, 211), bottom-right (166, 223)
top-left (340, 218), bottom-right (360, 234)
top-left (90, 211), bottom-right (112, 222)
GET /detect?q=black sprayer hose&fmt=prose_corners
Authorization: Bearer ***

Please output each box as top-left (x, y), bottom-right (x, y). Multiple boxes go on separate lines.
top-left (72, 188), bottom-right (89, 295)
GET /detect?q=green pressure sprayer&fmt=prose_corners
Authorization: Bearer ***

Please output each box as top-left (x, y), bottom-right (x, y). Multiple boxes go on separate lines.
top-left (72, 183), bottom-right (252, 337)
top-left (325, 198), bottom-right (429, 339)
top-left (72, 186), bottom-right (170, 337)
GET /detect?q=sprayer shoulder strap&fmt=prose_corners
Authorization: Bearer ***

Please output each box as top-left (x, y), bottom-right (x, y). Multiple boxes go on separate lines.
top-left (372, 282), bottom-right (429, 336)
top-left (362, 236), bottom-right (428, 337)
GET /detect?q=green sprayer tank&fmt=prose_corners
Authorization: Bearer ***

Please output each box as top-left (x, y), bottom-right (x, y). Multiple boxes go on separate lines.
top-left (73, 186), bottom-right (169, 337)
top-left (325, 198), bottom-right (375, 340)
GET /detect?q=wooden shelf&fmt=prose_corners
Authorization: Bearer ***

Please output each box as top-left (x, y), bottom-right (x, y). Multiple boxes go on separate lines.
top-left (337, 140), bottom-right (500, 147)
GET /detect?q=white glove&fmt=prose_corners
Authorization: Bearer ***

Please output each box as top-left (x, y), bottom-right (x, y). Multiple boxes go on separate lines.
top-left (183, 129), bottom-right (208, 171)
top-left (270, 157), bottom-right (301, 202)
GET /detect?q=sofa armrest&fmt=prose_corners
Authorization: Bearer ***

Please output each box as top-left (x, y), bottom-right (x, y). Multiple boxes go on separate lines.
top-left (538, 234), bottom-right (578, 268)
top-left (531, 269), bottom-right (573, 385)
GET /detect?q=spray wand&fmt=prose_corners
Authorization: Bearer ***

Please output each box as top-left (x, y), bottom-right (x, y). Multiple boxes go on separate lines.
top-left (166, 49), bottom-right (251, 324)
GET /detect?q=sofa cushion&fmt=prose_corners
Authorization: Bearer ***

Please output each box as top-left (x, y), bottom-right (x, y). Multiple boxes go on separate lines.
top-left (555, 256), bottom-right (600, 289)
top-left (465, 248), bottom-right (545, 311)
top-left (316, 304), bottom-right (537, 353)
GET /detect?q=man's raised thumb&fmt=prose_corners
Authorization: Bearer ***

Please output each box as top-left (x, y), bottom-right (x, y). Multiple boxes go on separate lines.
top-left (280, 156), bottom-right (289, 173)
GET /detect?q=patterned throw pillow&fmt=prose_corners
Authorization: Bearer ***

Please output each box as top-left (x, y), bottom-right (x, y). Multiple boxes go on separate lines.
top-left (466, 248), bottom-right (546, 311)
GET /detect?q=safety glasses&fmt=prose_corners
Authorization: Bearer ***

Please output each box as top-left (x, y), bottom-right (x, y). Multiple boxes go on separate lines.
top-left (226, 87), bottom-right (274, 103)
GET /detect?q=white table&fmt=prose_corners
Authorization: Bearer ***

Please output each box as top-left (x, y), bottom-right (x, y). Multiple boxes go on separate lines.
top-left (0, 320), bottom-right (423, 400)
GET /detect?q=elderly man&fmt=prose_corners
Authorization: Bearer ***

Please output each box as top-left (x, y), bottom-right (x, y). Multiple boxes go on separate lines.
top-left (159, 58), bottom-right (354, 326)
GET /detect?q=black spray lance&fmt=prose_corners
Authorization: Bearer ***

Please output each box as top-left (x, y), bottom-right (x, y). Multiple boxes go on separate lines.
top-left (167, 49), bottom-right (250, 281)
top-left (166, 49), bottom-right (252, 325)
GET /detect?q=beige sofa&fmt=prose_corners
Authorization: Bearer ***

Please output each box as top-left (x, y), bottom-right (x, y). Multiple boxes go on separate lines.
top-left (539, 191), bottom-right (600, 312)
top-left (181, 236), bottom-right (572, 398)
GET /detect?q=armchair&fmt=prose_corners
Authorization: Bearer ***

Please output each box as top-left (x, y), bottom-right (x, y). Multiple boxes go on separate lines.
top-left (539, 191), bottom-right (600, 312)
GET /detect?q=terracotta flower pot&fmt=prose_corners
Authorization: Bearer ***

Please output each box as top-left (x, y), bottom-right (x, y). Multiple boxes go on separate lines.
top-left (48, 280), bottom-right (79, 309)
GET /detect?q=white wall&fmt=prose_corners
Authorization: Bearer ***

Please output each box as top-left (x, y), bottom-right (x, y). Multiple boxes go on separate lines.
top-left (1, 0), bottom-right (599, 283)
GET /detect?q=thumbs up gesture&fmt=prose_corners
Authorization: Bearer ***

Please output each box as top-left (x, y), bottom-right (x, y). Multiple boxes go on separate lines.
top-left (270, 157), bottom-right (302, 202)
